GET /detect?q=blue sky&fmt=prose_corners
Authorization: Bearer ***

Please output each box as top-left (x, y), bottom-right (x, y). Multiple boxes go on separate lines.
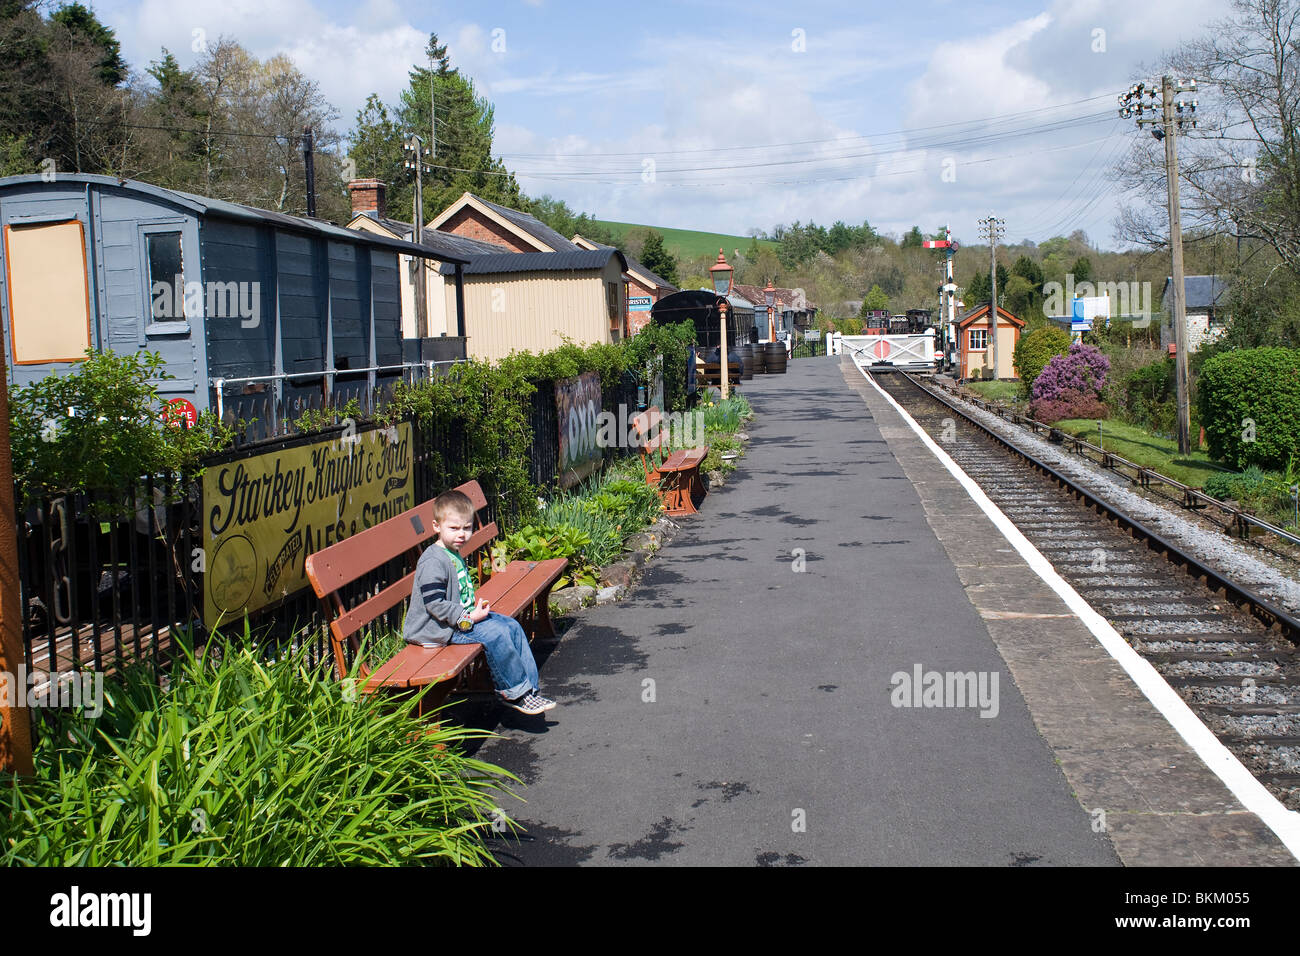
top-left (94, 0), bottom-right (1231, 249)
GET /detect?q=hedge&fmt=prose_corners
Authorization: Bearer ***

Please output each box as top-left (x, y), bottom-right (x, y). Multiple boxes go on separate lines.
top-left (1197, 347), bottom-right (1300, 470)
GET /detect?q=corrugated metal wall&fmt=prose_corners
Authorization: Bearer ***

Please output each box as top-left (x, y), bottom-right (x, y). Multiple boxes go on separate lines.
top-left (449, 258), bottom-right (624, 361)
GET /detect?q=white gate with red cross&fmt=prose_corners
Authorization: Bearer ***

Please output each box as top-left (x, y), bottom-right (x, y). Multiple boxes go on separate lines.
top-left (841, 334), bottom-right (935, 371)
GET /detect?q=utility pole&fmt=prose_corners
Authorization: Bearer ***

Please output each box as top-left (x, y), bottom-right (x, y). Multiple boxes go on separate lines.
top-left (978, 215), bottom-right (1006, 380)
top-left (404, 134), bottom-right (432, 337)
top-left (301, 126), bottom-right (316, 218)
top-left (1120, 76), bottom-right (1197, 453)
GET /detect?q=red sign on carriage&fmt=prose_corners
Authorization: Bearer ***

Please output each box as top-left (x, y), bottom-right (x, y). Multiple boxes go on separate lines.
top-left (166, 398), bottom-right (198, 428)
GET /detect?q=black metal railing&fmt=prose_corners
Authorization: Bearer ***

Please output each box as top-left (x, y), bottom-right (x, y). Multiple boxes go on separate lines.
top-left (16, 354), bottom-right (685, 700)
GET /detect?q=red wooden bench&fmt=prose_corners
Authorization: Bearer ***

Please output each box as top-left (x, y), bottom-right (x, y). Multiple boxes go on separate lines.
top-left (633, 407), bottom-right (709, 518)
top-left (304, 480), bottom-right (567, 715)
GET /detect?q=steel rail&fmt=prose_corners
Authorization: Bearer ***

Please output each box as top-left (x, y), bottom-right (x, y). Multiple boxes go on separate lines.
top-left (930, 377), bottom-right (1300, 549)
top-left (882, 370), bottom-right (1300, 643)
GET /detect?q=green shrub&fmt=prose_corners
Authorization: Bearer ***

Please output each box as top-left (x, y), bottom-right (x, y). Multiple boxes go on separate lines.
top-left (8, 349), bottom-right (234, 507)
top-left (540, 494), bottom-right (626, 567)
top-left (490, 524), bottom-right (601, 588)
top-left (1013, 326), bottom-right (1072, 393)
top-left (1198, 348), bottom-right (1300, 470)
top-left (0, 629), bottom-right (514, 866)
top-left (1120, 357), bottom-right (1176, 435)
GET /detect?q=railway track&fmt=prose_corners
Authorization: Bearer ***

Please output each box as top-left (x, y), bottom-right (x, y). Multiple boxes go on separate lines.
top-left (870, 369), bottom-right (1300, 810)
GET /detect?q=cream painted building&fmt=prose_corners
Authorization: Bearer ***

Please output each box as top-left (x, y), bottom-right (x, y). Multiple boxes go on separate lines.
top-left (439, 249), bottom-right (629, 362)
top-left (958, 304), bottom-right (1025, 380)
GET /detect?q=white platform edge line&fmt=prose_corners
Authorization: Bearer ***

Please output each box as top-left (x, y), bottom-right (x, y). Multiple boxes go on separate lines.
top-left (858, 363), bottom-right (1300, 861)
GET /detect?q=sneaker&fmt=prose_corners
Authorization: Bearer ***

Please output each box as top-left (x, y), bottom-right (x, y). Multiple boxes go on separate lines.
top-left (505, 692), bottom-right (556, 715)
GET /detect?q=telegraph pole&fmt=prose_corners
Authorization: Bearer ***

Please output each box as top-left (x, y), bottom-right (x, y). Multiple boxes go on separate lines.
top-left (978, 215), bottom-right (1006, 380)
top-left (1119, 77), bottom-right (1197, 453)
top-left (404, 134), bottom-right (432, 337)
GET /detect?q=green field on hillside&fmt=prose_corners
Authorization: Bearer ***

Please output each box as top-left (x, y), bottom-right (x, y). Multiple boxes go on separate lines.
top-left (593, 220), bottom-right (779, 262)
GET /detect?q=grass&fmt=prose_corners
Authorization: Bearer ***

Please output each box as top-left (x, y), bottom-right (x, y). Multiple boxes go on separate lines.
top-left (1053, 418), bottom-right (1231, 488)
top-left (592, 220), bottom-right (778, 262)
top-left (965, 380), bottom-right (1022, 403)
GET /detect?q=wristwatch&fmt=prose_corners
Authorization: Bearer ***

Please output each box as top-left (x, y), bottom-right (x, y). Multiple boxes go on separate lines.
top-left (457, 616), bottom-right (473, 633)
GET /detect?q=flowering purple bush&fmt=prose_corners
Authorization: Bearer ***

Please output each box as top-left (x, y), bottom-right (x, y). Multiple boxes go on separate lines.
top-left (1030, 343), bottom-right (1110, 402)
top-left (1029, 389), bottom-right (1110, 424)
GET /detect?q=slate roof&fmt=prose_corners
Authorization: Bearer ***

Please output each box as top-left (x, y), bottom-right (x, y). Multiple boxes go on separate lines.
top-left (472, 195), bottom-right (580, 252)
top-left (958, 303), bottom-right (1024, 327)
top-left (437, 248), bottom-right (626, 276)
top-left (376, 217), bottom-right (510, 259)
top-left (577, 238), bottom-right (677, 292)
top-left (733, 284), bottom-right (812, 311)
top-left (1162, 275), bottom-right (1228, 310)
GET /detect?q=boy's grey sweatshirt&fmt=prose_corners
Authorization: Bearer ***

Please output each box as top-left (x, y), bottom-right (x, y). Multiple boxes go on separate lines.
top-left (402, 544), bottom-right (469, 647)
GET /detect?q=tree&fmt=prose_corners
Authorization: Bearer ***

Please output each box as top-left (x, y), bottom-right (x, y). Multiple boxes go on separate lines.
top-left (397, 34), bottom-right (524, 217)
top-left (964, 264), bottom-right (1007, 306)
top-left (901, 226), bottom-right (924, 248)
top-left (639, 230), bottom-right (680, 287)
top-left (1070, 256), bottom-right (1092, 284)
top-left (859, 284), bottom-right (890, 315)
top-left (1116, 0), bottom-right (1300, 275)
top-left (50, 2), bottom-right (126, 86)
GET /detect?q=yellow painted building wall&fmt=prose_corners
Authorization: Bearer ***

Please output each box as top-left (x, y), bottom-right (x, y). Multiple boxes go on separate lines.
top-left (445, 258), bottom-right (625, 361)
top-left (962, 319), bottom-right (1021, 379)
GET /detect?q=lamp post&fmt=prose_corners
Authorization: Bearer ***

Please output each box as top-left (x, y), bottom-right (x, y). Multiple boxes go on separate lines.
top-left (764, 279), bottom-right (776, 343)
top-left (710, 249), bottom-right (734, 400)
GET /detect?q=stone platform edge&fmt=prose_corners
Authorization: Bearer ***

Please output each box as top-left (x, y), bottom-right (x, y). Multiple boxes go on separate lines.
top-left (841, 357), bottom-right (1295, 867)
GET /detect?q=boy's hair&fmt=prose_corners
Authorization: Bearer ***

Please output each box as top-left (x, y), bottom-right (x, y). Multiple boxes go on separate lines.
top-left (433, 489), bottom-right (475, 524)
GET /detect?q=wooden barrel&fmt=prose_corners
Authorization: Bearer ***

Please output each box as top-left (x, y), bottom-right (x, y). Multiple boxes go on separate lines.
top-left (750, 344), bottom-right (767, 374)
top-left (764, 342), bottom-right (788, 374)
top-left (737, 344), bottom-right (755, 379)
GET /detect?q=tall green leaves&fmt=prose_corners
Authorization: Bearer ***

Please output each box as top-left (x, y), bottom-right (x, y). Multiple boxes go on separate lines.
top-left (1, 632), bottom-right (515, 866)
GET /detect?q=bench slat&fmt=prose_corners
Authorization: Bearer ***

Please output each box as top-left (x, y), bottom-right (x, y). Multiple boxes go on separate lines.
top-left (331, 569), bottom-right (417, 643)
top-left (481, 559), bottom-right (567, 617)
top-left (364, 643), bottom-right (482, 692)
top-left (305, 501), bottom-right (437, 598)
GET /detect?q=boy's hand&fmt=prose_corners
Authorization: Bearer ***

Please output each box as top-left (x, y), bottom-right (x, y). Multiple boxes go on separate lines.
top-left (469, 598), bottom-right (491, 623)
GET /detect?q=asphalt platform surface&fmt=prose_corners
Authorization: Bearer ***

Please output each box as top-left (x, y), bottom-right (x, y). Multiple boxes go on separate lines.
top-left (463, 356), bottom-right (1120, 866)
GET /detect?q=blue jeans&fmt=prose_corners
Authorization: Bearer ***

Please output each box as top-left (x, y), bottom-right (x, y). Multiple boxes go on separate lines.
top-left (449, 612), bottom-right (538, 700)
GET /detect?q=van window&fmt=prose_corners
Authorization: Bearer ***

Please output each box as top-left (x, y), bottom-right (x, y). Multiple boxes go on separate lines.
top-left (4, 220), bottom-right (91, 363)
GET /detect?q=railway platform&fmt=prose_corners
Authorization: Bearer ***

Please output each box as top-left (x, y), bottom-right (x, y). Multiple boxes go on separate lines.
top-left (470, 355), bottom-right (1295, 866)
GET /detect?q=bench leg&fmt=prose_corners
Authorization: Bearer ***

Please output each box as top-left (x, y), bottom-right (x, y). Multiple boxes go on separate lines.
top-left (663, 471), bottom-right (700, 517)
top-left (529, 588), bottom-right (558, 641)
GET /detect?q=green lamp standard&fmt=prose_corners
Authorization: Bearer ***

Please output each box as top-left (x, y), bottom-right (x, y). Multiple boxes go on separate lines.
top-left (764, 279), bottom-right (776, 343)
top-left (710, 249), bottom-right (734, 400)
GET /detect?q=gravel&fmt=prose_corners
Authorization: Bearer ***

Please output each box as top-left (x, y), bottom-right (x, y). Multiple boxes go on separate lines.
top-left (943, 389), bottom-right (1300, 616)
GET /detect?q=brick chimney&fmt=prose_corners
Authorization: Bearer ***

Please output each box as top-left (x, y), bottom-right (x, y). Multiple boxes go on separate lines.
top-left (347, 179), bottom-right (386, 219)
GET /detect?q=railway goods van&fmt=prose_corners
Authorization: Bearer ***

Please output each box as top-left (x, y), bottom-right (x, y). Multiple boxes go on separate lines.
top-left (0, 174), bottom-right (468, 443)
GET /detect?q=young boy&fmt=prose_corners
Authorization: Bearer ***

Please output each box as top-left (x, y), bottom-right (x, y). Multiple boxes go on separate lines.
top-left (402, 489), bottom-right (556, 716)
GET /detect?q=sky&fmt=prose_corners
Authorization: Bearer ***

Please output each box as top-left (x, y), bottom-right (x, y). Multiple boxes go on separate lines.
top-left (92, 0), bottom-right (1232, 250)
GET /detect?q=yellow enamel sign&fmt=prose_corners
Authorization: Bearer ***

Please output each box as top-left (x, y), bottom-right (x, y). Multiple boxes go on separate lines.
top-left (201, 422), bottom-right (413, 628)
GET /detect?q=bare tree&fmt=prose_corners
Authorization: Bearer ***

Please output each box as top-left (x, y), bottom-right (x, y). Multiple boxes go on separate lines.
top-left (1115, 0), bottom-right (1300, 273)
